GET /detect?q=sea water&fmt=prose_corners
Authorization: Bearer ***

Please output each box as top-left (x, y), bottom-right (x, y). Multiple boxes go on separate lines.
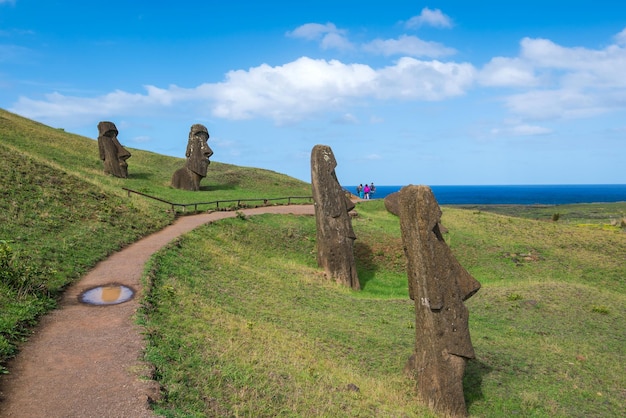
top-left (345, 184), bottom-right (626, 205)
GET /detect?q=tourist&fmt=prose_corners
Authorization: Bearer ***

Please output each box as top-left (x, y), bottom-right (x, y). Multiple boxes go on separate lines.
top-left (364, 183), bottom-right (370, 199)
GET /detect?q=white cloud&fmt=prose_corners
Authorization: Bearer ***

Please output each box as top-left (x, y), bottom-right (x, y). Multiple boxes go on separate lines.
top-left (491, 123), bottom-right (553, 137)
top-left (374, 57), bottom-right (475, 100)
top-left (481, 31), bottom-right (626, 123)
top-left (520, 37), bottom-right (626, 89)
top-left (290, 21), bottom-right (456, 57)
top-left (203, 56), bottom-right (475, 120)
top-left (319, 31), bottom-right (353, 51)
top-left (362, 35), bottom-right (456, 58)
top-left (208, 57), bottom-right (378, 122)
top-left (10, 56), bottom-right (477, 125)
top-left (287, 22), bottom-right (353, 51)
top-left (10, 86), bottom-right (178, 122)
top-left (287, 23), bottom-right (336, 40)
top-left (478, 57), bottom-right (539, 87)
top-left (504, 88), bottom-right (615, 120)
top-left (405, 8), bottom-right (453, 29)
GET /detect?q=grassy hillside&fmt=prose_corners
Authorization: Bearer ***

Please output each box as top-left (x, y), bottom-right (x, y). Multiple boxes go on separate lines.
top-left (0, 110), bottom-right (311, 205)
top-left (141, 200), bottom-right (625, 417)
top-left (0, 109), bottom-right (311, 370)
top-left (2, 108), bottom-right (624, 416)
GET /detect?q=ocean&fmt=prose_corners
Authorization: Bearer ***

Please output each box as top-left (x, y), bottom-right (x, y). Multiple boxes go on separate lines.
top-left (346, 184), bottom-right (626, 205)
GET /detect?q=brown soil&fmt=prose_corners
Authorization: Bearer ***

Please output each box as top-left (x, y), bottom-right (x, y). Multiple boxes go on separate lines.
top-left (0, 205), bottom-right (315, 418)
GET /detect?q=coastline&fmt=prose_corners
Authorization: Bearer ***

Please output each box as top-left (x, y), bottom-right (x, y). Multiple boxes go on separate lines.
top-left (344, 184), bottom-right (626, 205)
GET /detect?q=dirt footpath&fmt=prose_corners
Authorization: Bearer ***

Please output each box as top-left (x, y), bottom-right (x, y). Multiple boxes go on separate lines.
top-left (0, 205), bottom-right (315, 418)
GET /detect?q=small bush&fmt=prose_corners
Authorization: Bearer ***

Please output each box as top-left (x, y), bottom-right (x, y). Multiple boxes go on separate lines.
top-left (507, 293), bottom-right (523, 301)
top-left (591, 305), bottom-right (610, 315)
top-left (551, 213), bottom-right (561, 222)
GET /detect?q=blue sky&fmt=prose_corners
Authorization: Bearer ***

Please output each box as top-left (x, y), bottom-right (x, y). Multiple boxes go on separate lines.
top-left (1, 0), bottom-right (625, 185)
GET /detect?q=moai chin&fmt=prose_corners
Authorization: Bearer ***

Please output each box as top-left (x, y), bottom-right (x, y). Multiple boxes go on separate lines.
top-left (310, 144), bottom-right (360, 290)
top-left (171, 124), bottom-right (213, 191)
top-left (399, 185), bottom-right (480, 417)
top-left (97, 121), bottom-right (131, 178)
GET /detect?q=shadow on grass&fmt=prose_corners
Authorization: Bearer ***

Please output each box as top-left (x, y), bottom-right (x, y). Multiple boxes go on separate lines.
top-left (201, 183), bottom-right (238, 192)
top-left (355, 241), bottom-right (377, 290)
top-left (127, 172), bottom-right (154, 180)
top-left (464, 358), bottom-right (492, 407)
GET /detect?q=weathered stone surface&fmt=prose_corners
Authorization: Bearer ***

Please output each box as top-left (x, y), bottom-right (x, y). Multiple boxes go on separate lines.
top-left (171, 124), bottom-right (213, 191)
top-left (386, 190), bottom-right (449, 233)
top-left (399, 185), bottom-right (480, 417)
top-left (384, 191), bottom-right (400, 216)
top-left (310, 144), bottom-right (360, 290)
top-left (97, 121), bottom-right (131, 178)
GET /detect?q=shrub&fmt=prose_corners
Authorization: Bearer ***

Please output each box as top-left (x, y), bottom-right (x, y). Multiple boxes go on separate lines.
top-left (591, 305), bottom-right (610, 314)
top-left (507, 293), bottom-right (524, 301)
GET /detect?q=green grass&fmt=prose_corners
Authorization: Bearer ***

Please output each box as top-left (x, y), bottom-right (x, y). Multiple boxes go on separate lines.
top-left (140, 214), bottom-right (429, 417)
top-left (140, 200), bottom-right (625, 417)
top-left (457, 203), bottom-right (626, 227)
top-left (0, 108), bottom-right (310, 371)
top-left (444, 207), bottom-right (625, 292)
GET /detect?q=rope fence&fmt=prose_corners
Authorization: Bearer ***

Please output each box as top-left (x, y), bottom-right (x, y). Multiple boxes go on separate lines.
top-left (122, 187), bottom-right (313, 215)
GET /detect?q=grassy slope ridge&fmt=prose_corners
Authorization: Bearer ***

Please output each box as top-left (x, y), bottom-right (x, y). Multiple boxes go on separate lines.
top-left (0, 109), bottom-right (311, 204)
top-left (0, 108), bottom-right (310, 369)
top-left (142, 201), bottom-right (625, 417)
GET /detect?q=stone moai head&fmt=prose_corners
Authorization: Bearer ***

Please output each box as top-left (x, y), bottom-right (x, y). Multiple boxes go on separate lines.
top-left (97, 121), bottom-right (131, 178)
top-left (171, 123), bottom-right (213, 191)
top-left (383, 191), bottom-right (401, 216)
top-left (399, 184), bottom-right (480, 417)
top-left (185, 124), bottom-right (213, 178)
top-left (310, 144), bottom-right (360, 290)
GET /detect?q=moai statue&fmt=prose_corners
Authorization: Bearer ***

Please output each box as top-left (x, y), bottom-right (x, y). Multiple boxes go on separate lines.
top-left (384, 191), bottom-right (401, 216)
top-left (171, 124), bottom-right (213, 191)
top-left (310, 144), bottom-right (360, 290)
top-left (399, 185), bottom-right (481, 417)
top-left (97, 121), bottom-right (131, 178)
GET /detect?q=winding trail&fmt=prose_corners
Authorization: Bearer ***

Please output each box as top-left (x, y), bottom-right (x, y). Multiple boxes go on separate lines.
top-left (0, 205), bottom-right (315, 418)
